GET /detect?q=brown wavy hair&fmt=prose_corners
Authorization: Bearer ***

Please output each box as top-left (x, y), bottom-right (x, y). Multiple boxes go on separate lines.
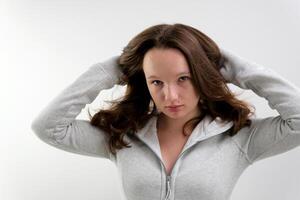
top-left (88, 23), bottom-right (255, 156)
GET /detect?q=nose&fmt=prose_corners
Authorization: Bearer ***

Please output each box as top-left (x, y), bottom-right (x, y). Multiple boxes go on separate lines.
top-left (163, 84), bottom-right (179, 102)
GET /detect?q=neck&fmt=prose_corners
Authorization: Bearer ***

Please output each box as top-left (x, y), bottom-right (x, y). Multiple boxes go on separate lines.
top-left (157, 110), bottom-right (201, 136)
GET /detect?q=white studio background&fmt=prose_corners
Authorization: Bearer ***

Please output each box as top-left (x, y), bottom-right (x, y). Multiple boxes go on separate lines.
top-left (1, 0), bottom-right (300, 199)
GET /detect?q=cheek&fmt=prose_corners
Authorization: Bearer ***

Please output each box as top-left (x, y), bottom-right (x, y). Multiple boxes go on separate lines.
top-left (147, 87), bottom-right (157, 98)
top-left (149, 90), bottom-right (160, 100)
top-left (185, 85), bottom-right (200, 99)
top-left (148, 89), bottom-right (162, 104)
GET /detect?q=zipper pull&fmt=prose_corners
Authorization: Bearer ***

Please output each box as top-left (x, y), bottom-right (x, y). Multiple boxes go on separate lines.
top-left (164, 175), bottom-right (171, 200)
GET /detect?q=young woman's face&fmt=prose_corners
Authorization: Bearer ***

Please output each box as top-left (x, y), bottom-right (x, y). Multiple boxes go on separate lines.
top-left (143, 47), bottom-right (201, 120)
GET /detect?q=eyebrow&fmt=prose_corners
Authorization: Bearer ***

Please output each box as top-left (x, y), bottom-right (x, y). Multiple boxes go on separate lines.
top-left (147, 72), bottom-right (190, 79)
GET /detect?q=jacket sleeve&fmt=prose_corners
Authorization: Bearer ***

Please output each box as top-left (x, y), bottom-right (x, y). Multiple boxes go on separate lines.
top-left (30, 55), bottom-right (123, 160)
top-left (220, 48), bottom-right (300, 165)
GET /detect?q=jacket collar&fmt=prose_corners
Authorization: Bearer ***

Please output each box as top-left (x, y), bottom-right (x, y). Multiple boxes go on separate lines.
top-left (135, 115), bottom-right (234, 161)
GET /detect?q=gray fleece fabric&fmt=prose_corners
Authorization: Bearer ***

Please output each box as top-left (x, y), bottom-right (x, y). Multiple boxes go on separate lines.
top-left (31, 48), bottom-right (300, 200)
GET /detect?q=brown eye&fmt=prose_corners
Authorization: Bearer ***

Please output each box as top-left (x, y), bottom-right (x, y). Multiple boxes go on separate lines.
top-left (178, 76), bottom-right (190, 82)
top-left (151, 80), bottom-right (162, 85)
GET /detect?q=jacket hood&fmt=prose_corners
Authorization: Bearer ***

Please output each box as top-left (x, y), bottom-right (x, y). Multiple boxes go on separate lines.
top-left (135, 115), bottom-right (234, 161)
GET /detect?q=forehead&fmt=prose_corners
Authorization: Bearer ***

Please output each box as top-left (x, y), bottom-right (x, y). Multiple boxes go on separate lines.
top-left (142, 48), bottom-right (190, 76)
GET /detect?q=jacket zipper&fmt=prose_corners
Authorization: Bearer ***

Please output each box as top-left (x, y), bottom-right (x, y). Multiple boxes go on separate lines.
top-left (134, 135), bottom-right (203, 200)
top-left (163, 143), bottom-right (197, 200)
top-left (164, 175), bottom-right (171, 200)
top-left (134, 135), bottom-right (173, 199)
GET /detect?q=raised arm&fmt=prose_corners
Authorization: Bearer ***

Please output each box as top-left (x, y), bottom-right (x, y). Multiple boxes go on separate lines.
top-left (219, 48), bottom-right (300, 164)
top-left (31, 55), bottom-right (122, 160)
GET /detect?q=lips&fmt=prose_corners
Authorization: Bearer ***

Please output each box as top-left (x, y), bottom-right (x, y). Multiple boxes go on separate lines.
top-left (166, 105), bottom-right (183, 108)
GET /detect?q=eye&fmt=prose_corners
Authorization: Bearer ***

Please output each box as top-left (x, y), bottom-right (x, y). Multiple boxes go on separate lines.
top-left (151, 80), bottom-right (162, 86)
top-left (178, 76), bottom-right (190, 82)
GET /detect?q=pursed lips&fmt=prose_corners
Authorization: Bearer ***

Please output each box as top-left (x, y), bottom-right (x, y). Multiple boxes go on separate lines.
top-left (166, 105), bottom-right (183, 108)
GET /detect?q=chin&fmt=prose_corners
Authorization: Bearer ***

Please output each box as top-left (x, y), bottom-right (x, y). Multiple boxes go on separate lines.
top-left (165, 112), bottom-right (185, 119)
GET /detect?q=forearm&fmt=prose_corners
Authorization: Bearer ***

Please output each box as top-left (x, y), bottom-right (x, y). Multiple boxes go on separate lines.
top-left (220, 48), bottom-right (300, 163)
top-left (31, 55), bottom-right (122, 140)
top-left (220, 48), bottom-right (300, 125)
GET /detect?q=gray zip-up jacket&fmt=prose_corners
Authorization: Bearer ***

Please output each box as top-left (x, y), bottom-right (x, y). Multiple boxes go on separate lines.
top-left (31, 48), bottom-right (300, 200)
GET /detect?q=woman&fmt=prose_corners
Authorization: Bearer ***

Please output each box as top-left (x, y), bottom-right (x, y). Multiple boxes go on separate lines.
top-left (31, 23), bottom-right (300, 200)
